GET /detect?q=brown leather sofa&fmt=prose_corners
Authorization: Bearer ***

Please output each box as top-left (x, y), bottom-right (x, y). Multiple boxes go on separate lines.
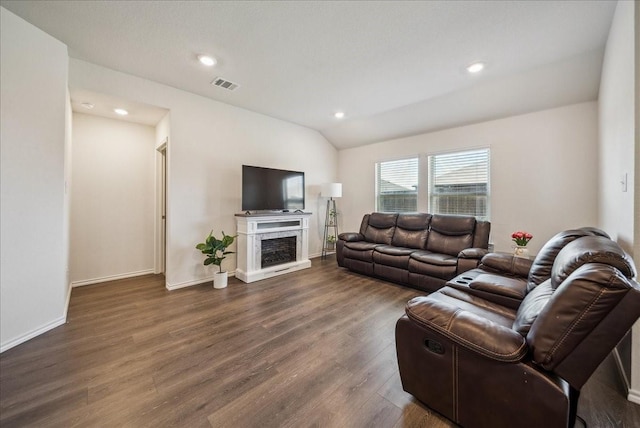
top-left (336, 213), bottom-right (491, 292)
top-left (396, 231), bottom-right (640, 428)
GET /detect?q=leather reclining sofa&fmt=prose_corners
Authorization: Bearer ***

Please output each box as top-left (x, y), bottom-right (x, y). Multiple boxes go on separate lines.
top-left (336, 212), bottom-right (491, 292)
top-left (396, 228), bottom-right (640, 428)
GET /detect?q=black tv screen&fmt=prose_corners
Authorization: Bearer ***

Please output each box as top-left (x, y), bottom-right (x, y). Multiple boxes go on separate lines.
top-left (242, 165), bottom-right (305, 211)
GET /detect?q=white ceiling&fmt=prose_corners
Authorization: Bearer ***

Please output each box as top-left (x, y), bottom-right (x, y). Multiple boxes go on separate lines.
top-left (1, 0), bottom-right (617, 149)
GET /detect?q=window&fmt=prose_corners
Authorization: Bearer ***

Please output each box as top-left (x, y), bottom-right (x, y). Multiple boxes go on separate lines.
top-left (375, 157), bottom-right (419, 212)
top-left (428, 148), bottom-right (490, 220)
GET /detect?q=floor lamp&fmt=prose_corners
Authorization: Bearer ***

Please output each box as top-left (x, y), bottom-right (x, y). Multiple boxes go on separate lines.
top-left (321, 183), bottom-right (342, 258)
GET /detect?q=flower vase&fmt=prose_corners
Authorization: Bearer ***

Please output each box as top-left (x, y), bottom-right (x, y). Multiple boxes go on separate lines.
top-left (514, 246), bottom-right (530, 259)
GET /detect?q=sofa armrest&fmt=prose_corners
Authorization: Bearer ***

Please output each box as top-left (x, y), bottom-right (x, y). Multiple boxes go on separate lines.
top-left (480, 253), bottom-right (533, 278)
top-left (456, 248), bottom-right (488, 274)
top-left (458, 247), bottom-right (488, 259)
top-left (405, 296), bottom-right (527, 362)
top-left (338, 232), bottom-right (364, 242)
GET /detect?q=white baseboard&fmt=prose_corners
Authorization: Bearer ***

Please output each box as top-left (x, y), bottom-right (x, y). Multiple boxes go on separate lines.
top-left (611, 348), bottom-right (640, 404)
top-left (63, 282), bottom-right (72, 319)
top-left (1, 284), bottom-right (72, 354)
top-left (0, 315), bottom-right (67, 353)
top-left (628, 388), bottom-right (640, 405)
top-left (166, 271), bottom-right (236, 290)
top-left (71, 269), bottom-right (155, 287)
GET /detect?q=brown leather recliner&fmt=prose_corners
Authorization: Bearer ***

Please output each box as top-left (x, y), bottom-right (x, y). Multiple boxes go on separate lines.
top-left (446, 227), bottom-right (610, 309)
top-left (395, 235), bottom-right (640, 428)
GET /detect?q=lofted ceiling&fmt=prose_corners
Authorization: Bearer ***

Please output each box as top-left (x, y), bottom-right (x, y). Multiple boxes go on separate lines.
top-left (1, 0), bottom-right (617, 149)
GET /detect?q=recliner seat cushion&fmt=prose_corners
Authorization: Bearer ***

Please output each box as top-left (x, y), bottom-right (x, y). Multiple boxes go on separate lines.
top-left (410, 251), bottom-right (457, 266)
top-left (373, 245), bottom-right (414, 269)
top-left (342, 241), bottom-right (379, 262)
top-left (409, 251), bottom-right (458, 280)
top-left (469, 273), bottom-right (527, 301)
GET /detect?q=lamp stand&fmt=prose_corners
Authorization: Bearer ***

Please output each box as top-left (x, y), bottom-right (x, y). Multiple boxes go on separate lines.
top-left (322, 197), bottom-right (339, 259)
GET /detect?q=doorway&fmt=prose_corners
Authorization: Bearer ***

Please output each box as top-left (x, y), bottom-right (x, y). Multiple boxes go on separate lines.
top-left (156, 139), bottom-right (167, 276)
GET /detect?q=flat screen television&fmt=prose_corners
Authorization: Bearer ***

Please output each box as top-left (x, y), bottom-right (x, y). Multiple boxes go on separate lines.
top-left (242, 165), bottom-right (305, 212)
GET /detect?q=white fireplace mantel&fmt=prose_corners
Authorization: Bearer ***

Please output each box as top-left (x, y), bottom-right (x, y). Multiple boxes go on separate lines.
top-left (235, 212), bottom-right (312, 283)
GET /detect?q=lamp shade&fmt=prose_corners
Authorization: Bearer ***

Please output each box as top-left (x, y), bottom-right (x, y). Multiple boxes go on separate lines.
top-left (321, 183), bottom-right (342, 198)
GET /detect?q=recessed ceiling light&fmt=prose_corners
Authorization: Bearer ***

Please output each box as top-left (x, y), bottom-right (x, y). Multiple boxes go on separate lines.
top-left (334, 111), bottom-right (345, 119)
top-left (114, 108), bottom-right (129, 116)
top-left (197, 54), bottom-right (217, 67)
top-left (466, 62), bottom-right (485, 73)
top-left (80, 102), bottom-right (94, 109)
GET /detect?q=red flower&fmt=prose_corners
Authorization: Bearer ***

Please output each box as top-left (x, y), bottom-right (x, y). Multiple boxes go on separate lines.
top-left (512, 230), bottom-right (533, 246)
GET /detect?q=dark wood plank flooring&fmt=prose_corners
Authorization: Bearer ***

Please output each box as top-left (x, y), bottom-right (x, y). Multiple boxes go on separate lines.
top-left (1, 256), bottom-right (638, 427)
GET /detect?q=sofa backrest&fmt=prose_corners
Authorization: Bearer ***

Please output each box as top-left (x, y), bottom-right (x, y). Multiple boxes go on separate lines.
top-left (526, 228), bottom-right (617, 293)
top-left (358, 214), bottom-right (370, 236)
top-left (426, 215), bottom-right (476, 256)
top-left (392, 213), bottom-right (432, 249)
top-left (363, 212), bottom-right (398, 244)
top-left (524, 236), bottom-right (640, 389)
top-left (472, 221), bottom-right (491, 249)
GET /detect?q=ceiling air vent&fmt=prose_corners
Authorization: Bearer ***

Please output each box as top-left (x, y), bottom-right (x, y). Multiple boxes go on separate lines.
top-left (211, 77), bottom-right (239, 91)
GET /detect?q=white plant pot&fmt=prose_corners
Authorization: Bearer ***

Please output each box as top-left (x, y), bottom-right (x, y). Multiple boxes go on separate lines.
top-left (213, 271), bottom-right (228, 289)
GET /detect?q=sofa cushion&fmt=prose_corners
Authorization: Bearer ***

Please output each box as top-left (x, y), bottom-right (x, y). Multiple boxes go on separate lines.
top-left (527, 229), bottom-right (593, 292)
top-left (392, 213), bottom-right (431, 249)
top-left (551, 236), bottom-right (637, 289)
top-left (363, 213), bottom-right (397, 244)
top-left (375, 245), bottom-right (415, 256)
top-left (528, 263), bottom-right (635, 371)
top-left (408, 251), bottom-right (458, 280)
top-left (410, 251), bottom-right (458, 266)
top-left (469, 274), bottom-right (527, 301)
top-left (344, 241), bottom-right (379, 251)
top-left (373, 245), bottom-right (413, 269)
top-left (430, 214), bottom-right (476, 235)
top-left (343, 241), bottom-right (379, 262)
top-left (512, 279), bottom-right (553, 336)
top-left (426, 215), bottom-right (475, 256)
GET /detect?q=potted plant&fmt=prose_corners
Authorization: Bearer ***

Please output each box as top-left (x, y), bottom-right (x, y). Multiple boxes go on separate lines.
top-left (326, 235), bottom-right (337, 251)
top-left (328, 209), bottom-right (337, 226)
top-left (196, 230), bottom-right (237, 288)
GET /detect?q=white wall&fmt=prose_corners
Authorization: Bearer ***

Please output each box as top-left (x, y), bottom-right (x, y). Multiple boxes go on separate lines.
top-left (598, 0), bottom-right (638, 403)
top-left (69, 59), bottom-right (338, 289)
top-left (599, 0), bottom-right (636, 253)
top-left (0, 8), bottom-right (69, 352)
top-left (70, 113), bottom-right (156, 285)
top-left (338, 102), bottom-right (599, 255)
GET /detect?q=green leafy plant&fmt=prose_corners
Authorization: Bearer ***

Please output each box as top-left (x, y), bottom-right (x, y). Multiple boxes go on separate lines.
top-left (327, 235), bottom-right (337, 243)
top-left (329, 209), bottom-right (337, 225)
top-left (196, 231), bottom-right (237, 273)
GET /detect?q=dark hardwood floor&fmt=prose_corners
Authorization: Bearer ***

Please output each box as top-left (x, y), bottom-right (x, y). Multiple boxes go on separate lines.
top-left (1, 256), bottom-right (638, 427)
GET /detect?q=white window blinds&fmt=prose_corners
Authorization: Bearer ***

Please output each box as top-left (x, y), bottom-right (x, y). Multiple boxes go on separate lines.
top-left (428, 148), bottom-right (490, 220)
top-left (375, 158), bottom-right (418, 213)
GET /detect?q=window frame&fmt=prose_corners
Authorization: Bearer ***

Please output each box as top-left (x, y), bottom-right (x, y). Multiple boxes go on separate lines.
top-left (373, 147), bottom-right (491, 220)
top-left (374, 156), bottom-right (420, 213)
top-left (426, 147), bottom-right (491, 221)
